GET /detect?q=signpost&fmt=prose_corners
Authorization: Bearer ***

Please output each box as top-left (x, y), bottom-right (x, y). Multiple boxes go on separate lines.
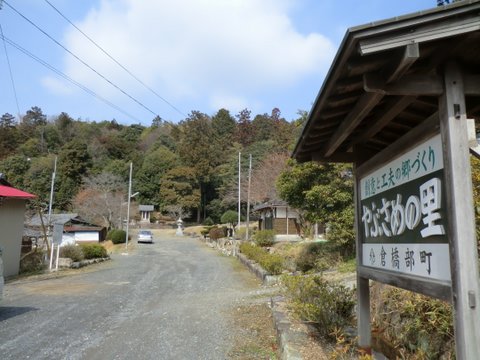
top-left (359, 134), bottom-right (450, 284)
top-left (290, 3), bottom-right (480, 357)
top-left (355, 63), bottom-right (480, 357)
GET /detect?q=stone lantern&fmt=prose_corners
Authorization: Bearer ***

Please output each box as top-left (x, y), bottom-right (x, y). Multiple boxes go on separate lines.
top-left (176, 218), bottom-right (183, 236)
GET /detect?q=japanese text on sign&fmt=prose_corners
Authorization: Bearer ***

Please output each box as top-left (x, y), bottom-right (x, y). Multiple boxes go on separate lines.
top-left (362, 243), bottom-right (451, 281)
top-left (360, 134), bottom-right (443, 200)
top-left (361, 177), bottom-right (445, 241)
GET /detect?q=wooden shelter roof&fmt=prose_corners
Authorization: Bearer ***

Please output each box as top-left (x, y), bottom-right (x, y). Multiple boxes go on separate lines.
top-left (293, 0), bottom-right (480, 163)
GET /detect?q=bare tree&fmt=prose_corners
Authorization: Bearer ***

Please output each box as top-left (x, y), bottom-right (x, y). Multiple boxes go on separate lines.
top-left (223, 152), bottom-right (290, 205)
top-left (73, 172), bottom-right (126, 229)
top-left (164, 204), bottom-right (191, 220)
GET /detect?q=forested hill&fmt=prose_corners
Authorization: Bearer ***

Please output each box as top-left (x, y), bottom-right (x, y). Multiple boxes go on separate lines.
top-left (0, 106), bottom-right (305, 226)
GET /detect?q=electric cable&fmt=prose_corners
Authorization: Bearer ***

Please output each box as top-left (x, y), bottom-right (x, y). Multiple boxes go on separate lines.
top-left (0, 23), bottom-right (21, 115)
top-left (0, 33), bottom-right (140, 122)
top-left (3, 0), bottom-right (159, 118)
top-left (44, 0), bottom-right (186, 118)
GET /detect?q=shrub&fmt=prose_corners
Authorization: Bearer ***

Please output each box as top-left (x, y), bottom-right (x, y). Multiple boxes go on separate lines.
top-left (201, 229), bottom-right (209, 238)
top-left (371, 284), bottom-right (454, 358)
top-left (107, 229), bottom-right (115, 240)
top-left (282, 274), bottom-right (355, 338)
top-left (239, 242), bottom-right (285, 275)
top-left (220, 210), bottom-right (238, 227)
top-left (234, 227), bottom-right (247, 240)
top-left (203, 217), bottom-right (214, 226)
top-left (20, 250), bottom-right (46, 274)
top-left (60, 244), bottom-right (84, 262)
top-left (109, 229), bottom-right (127, 244)
top-left (253, 229), bottom-right (275, 247)
top-left (80, 243), bottom-right (107, 259)
top-left (239, 242), bottom-right (259, 259)
top-left (209, 227), bottom-right (225, 240)
top-left (295, 242), bottom-right (340, 273)
top-left (260, 253), bottom-right (284, 275)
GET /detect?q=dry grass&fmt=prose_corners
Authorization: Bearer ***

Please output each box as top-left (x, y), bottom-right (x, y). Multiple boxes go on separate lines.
top-left (228, 303), bottom-right (279, 359)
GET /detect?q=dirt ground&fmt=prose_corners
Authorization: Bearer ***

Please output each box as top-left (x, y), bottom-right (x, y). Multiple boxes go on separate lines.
top-left (228, 302), bottom-right (279, 359)
top-left (11, 227), bottom-right (346, 359)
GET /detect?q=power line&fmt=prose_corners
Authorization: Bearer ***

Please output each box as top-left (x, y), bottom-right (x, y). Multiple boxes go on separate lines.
top-left (44, 0), bottom-right (186, 118)
top-left (0, 24), bottom-right (21, 115)
top-left (3, 0), bottom-right (160, 119)
top-left (0, 33), bottom-right (141, 122)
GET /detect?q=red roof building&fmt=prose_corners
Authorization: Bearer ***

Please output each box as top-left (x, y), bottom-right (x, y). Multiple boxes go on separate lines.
top-left (0, 183), bottom-right (36, 277)
top-left (0, 185), bottom-right (36, 199)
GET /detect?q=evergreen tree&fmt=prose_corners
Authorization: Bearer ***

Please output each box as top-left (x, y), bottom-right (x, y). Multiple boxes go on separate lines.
top-left (56, 140), bottom-right (92, 210)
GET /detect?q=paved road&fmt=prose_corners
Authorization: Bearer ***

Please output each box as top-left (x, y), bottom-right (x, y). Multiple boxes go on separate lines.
top-left (0, 234), bottom-right (263, 359)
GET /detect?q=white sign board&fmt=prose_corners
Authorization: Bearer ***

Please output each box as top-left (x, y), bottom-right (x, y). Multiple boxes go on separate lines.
top-left (359, 134), bottom-right (450, 283)
top-left (53, 224), bottom-right (64, 245)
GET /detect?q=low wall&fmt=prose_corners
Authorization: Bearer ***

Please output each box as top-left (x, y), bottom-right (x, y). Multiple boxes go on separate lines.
top-left (236, 253), bottom-right (281, 285)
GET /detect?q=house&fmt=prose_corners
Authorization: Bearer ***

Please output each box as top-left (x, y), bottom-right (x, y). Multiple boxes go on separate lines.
top-left (139, 205), bottom-right (154, 223)
top-left (0, 179), bottom-right (36, 277)
top-left (252, 201), bottom-right (302, 241)
top-left (26, 214), bottom-right (106, 246)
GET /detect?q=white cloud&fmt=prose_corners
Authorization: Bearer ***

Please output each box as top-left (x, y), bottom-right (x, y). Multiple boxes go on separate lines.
top-left (41, 76), bottom-right (74, 95)
top-left (58, 0), bottom-right (335, 115)
top-left (209, 93), bottom-right (251, 115)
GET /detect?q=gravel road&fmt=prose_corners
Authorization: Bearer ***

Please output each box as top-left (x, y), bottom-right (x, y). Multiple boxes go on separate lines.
top-left (0, 233), bottom-right (271, 359)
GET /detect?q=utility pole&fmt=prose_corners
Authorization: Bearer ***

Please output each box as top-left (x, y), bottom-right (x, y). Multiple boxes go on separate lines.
top-left (48, 156), bottom-right (57, 271)
top-left (235, 152), bottom-right (241, 256)
top-left (246, 154), bottom-right (252, 240)
top-left (125, 162), bottom-right (133, 251)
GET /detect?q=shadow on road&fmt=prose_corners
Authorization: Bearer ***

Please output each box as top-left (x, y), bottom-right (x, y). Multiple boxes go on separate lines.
top-left (0, 306), bottom-right (38, 322)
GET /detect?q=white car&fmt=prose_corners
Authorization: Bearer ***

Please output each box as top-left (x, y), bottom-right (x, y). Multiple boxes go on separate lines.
top-left (137, 230), bottom-right (153, 243)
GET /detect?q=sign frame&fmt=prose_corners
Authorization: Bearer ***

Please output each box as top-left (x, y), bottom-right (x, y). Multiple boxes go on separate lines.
top-left (355, 121), bottom-right (452, 301)
top-left (354, 63), bottom-right (480, 358)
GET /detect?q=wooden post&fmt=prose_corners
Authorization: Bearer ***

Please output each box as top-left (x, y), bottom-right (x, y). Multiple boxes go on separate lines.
top-left (354, 165), bottom-right (371, 350)
top-left (439, 62), bottom-right (480, 359)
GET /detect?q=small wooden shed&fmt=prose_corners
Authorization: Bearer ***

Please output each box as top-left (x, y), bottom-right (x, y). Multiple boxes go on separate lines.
top-left (292, 1), bottom-right (480, 357)
top-left (253, 201), bottom-right (301, 240)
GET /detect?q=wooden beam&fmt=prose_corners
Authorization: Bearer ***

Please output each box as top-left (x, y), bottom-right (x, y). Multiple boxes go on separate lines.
top-left (386, 43), bottom-right (419, 83)
top-left (357, 267), bottom-right (452, 302)
top-left (346, 57), bottom-right (385, 77)
top-left (364, 73), bottom-right (443, 96)
top-left (323, 43), bottom-right (420, 158)
top-left (439, 62), bottom-right (480, 360)
top-left (464, 75), bottom-right (480, 96)
top-left (324, 91), bottom-right (385, 157)
top-left (318, 107), bottom-right (350, 120)
top-left (311, 152), bottom-right (354, 163)
top-left (326, 92), bottom-right (360, 108)
top-left (335, 76), bottom-right (364, 93)
top-left (357, 111), bottom-right (439, 178)
top-left (304, 131), bottom-right (333, 142)
top-left (359, 16), bottom-right (480, 55)
top-left (352, 96), bottom-right (417, 145)
top-left (311, 121), bottom-right (337, 130)
top-left (353, 145), bottom-right (377, 166)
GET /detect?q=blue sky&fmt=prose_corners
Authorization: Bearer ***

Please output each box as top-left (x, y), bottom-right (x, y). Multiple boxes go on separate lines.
top-left (0, 0), bottom-right (436, 125)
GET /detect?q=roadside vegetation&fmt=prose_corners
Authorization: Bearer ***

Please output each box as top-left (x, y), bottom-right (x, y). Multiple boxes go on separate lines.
top-left (60, 243), bottom-right (108, 262)
top-left (236, 155), bottom-right (473, 359)
top-left (238, 235), bottom-right (456, 358)
top-left (107, 229), bottom-right (127, 244)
